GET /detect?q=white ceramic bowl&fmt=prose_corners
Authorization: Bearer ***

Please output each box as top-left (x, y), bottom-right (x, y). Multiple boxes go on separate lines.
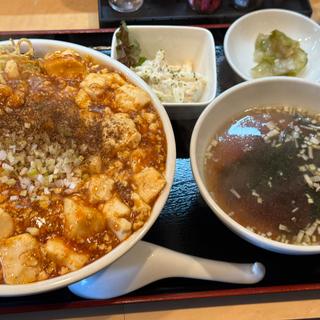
top-left (191, 77), bottom-right (320, 255)
top-left (0, 39), bottom-right (176, 296)
top-left (224, 9), bottom-right (320, 81)
top-left (111, 26), bottom-right (217, 119)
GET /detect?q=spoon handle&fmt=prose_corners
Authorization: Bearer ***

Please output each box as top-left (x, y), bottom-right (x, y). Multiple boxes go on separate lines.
top-left (69, 241), bottom-right (265, 299)
top-left (144, 241), bottom-right (265, 284)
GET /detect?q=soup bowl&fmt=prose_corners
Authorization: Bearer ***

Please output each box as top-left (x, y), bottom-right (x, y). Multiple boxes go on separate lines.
top-left (0, 39), bottom-right (176, 296)
top-left (190, 77), bottom-right (320, 255)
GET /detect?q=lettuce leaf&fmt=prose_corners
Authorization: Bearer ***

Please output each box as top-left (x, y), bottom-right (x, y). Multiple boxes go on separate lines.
top-left (116, 21), bottom-right (146, 68)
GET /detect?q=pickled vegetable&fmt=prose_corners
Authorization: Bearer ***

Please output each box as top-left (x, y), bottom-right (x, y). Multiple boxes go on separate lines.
top-left (252, 30), bottom-right (308, 78)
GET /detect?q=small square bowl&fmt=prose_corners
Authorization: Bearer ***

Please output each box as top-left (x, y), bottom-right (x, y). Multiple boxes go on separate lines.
top-left (111, 26), bottom-right (217, 119)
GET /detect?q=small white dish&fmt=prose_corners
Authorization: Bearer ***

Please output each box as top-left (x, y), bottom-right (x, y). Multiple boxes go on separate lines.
top-left (111, 26), bottom-right (217, 119)
top-left (191, 76), bottom-right (320, 255)
top-left (224, 9), bottom-right (320, 81)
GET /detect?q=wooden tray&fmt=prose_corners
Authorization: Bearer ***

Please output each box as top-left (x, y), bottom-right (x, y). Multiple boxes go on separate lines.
top-left (0, 27), bottom-right (320, 315)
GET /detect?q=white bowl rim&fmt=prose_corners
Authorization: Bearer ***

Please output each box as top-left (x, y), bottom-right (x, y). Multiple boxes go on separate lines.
top-left (0, 38), bottom-right (176, 295)
top-left (111, 25), bottom-right (217, 107)
top-left (224, 9), bottom-right (320, 81)
top-left (190, 76), bottom-right (320, 254)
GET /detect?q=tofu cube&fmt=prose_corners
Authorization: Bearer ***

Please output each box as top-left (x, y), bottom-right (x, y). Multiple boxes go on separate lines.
top-left (0, 208), bottom-right (14, 239)
top-left (64, 197), bottom-right (106, 241)
top-left (45, 238), bottom-right (89, 272)
top-left (115, 84), bottom-right (151, 112)
top-left (132, 192), bottom-right (151, 231)
top-left (87, 155), bottom-right (102, 174)
top-left (101, 72), bottom-right (126, 89)
top-left (86, 174), bottom-right (114, 204)
top-left (80, 73), bottom-right (108, 99)
top-left (75, 88), bottom-right (91, 109)
top-left (132, 167), bottom-right (166, 204)
top-left (0, 234), bottom-right (42, 284)
top-left (42, 50), bottom-right (86, 79)
top-left (132, 192), bottom-right (151, 219)
top-left (102, 113), bottom-right (141, 153)
top-left (103, 196), bottom-right (132, 241)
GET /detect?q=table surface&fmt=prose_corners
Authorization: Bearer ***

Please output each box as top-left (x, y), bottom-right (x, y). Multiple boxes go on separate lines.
top-left (0, 0), bottom-right (99, 32)
top-left (1, 1), bottom-right (320, 319)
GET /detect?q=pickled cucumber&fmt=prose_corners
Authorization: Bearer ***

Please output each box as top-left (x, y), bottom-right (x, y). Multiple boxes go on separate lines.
top-left (252, 30), bottom-right (308, 78)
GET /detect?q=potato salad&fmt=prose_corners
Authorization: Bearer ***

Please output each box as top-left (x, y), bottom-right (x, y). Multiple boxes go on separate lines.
top-left (132, 50), bottom-right (206, 103)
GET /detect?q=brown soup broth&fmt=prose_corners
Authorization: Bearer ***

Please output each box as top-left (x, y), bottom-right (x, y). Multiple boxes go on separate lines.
top-left (205, 107), bottom-right (320, 245)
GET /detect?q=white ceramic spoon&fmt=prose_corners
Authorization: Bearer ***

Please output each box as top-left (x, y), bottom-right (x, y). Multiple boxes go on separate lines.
top-left (69, 241), bottom-right (266, 299)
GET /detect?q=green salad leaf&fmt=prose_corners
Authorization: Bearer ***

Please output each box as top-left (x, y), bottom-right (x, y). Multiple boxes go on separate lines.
top-left (252, 29), bottom-right (308, 78)
top-left (115, 21), bottom-right (146, 68)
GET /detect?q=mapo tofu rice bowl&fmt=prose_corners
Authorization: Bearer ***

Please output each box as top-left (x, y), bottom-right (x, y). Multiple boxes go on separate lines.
top-left (0, 39), bottom-right (175, 295)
